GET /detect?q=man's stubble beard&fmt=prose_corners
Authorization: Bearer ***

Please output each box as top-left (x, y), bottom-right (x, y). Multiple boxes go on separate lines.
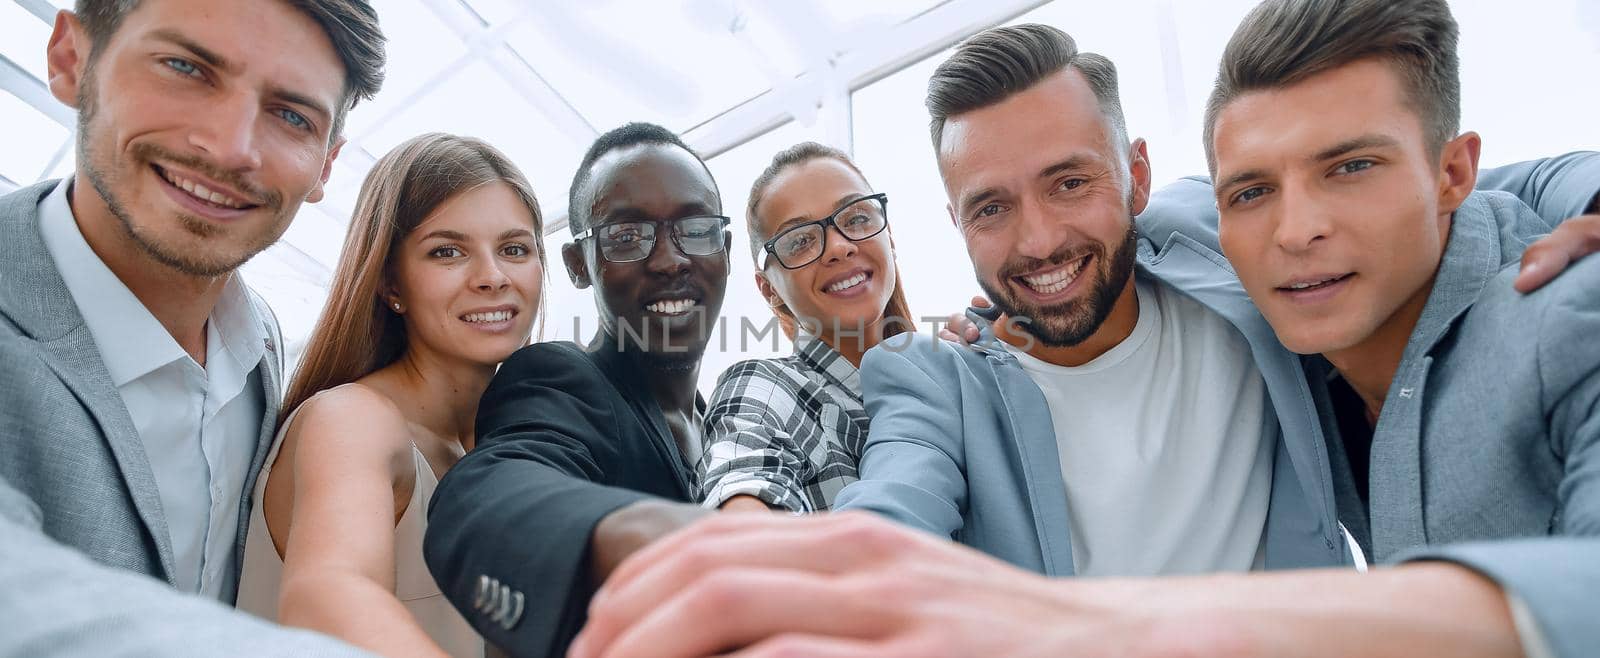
top-left (979, 225), bottom-right (1138, 348)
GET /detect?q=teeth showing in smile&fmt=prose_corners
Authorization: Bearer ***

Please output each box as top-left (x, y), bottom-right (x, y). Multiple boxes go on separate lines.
top-left (1286, 275), bottom-right (1344, 290)
top-left (158, 167), bottom-right (249, 209)
top-left (825, 273), bottom-right (868, 293)
top-left (463, 310), bottom-right (513, 323)
top-left (647, 299), bottom-right (695, 315)
top-left (1020, 255), bottom-right (1089, 295)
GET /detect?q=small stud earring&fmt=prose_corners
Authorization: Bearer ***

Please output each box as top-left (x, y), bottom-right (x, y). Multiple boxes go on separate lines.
top-left (392, 302), bottom-right (403, 312)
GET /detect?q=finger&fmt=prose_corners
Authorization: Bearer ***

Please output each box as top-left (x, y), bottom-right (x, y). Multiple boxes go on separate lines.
top-left (970, 295), bottom-right (992, 309)
top-left (1518, 215), bottom-right (1600, 293)
top-left (963, 324), bottom-right (980, 343)
top-left (1515, 244), bottom-right (1568, 293)
top-left (591, 514), bottom-right (916, 644)
top-left (600, 513), bottom-right (795, 601)
top-left (938, 328), bottom-right (960, 343)
top-left (726, 634), bottom-right (884, 658)
top-left (598, 568), bottom-right (897, 658)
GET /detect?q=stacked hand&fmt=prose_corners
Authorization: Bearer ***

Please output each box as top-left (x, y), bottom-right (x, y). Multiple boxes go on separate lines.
top-left (568, 512), bottom-right (1232, 658)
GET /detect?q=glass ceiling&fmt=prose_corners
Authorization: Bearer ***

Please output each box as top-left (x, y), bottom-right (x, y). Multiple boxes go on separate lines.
top-left (4, 0), bottom-right (1598, 392)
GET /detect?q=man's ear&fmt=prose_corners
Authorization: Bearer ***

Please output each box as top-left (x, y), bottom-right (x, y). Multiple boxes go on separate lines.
top-left (947, 203), bottom-right (959, 229)
top-left (1127, 138), bottom-right (1153, 216)
top-left (46, 11), bottom-right (89, 109)
top-left (1437, 131), bottom-right (1481, 215)
top-left (562, 241), bottom-right (591, 289)
top-left (307, 136), bottom-right (344, 204)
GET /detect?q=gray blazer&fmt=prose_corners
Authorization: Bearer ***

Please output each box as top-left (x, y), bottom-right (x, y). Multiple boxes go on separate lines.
top-left (0, 474), bottom-right (371, 657)
top-left (0, 180), bottom-right (285, 603)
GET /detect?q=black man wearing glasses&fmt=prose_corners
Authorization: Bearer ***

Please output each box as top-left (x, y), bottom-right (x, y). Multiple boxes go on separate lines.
top-left (424, 123), bottom-right (727, 657)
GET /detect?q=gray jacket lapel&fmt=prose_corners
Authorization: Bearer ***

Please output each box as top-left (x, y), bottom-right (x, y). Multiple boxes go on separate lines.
top-left (1368, 194), bottom-right (1505, 559)
top-left (0, 180), bottom-right (178, 583)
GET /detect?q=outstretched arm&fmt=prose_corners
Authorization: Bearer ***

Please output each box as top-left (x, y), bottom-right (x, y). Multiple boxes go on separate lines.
top-left (699, 361), bottom-right (818, 512)
top-left (571, 513), bottom-right (1523, 658)
top-left (270, 388), bottom-right (447, 658)
top-left (423, 344), bottom-right (705, 657)
top-left (833, 338), bottom-right (968, 538)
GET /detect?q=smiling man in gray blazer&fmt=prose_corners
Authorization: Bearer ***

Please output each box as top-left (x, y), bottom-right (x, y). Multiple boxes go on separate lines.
top-left (0, 0), bottom-right (382, 603)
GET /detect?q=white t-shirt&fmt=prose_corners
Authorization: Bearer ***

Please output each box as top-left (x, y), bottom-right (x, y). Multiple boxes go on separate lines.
top-left (1006, 278), bottom-right (1272, 577)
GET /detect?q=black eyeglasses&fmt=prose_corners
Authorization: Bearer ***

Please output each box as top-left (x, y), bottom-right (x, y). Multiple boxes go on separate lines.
top-left (574, 215), bottom-right (731, 263)
top-left (761, 193), bottom-right (889, 270)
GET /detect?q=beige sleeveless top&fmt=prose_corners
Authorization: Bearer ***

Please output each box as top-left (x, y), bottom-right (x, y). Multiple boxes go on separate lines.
top-left (237, 403), bottom-right (484, 658)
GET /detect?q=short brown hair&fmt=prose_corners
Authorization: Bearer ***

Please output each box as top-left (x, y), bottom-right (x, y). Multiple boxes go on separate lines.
top-left (1203, 0), bottom-right (1460, 173)
top-left (926, 23), bottom-right (1127, 153)
top-left (74, 0), bottom-right (386, 138)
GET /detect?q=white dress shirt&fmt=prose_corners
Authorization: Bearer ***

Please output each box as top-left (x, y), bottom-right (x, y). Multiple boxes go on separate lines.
top-left (36, 179), bottom-right (268, 601)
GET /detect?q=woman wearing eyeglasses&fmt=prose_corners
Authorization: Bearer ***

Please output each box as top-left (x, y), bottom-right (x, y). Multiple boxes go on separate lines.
top-left (700, 142), bottom-right (914, 513)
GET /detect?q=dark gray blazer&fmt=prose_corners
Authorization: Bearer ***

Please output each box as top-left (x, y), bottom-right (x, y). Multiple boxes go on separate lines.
top-left (0, 180), bottom-right (285, 603)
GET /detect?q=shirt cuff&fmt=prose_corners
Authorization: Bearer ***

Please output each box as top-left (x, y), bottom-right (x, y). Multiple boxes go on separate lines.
top-left (703, 476), bottom-right (807, 513)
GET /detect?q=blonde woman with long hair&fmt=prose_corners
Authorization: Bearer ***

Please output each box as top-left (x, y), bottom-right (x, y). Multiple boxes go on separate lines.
top-left (237, 133), bottom-right (546, 657)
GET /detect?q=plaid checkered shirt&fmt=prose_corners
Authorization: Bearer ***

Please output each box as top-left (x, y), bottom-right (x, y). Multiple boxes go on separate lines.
top-left (698, 334), bottom-right (868, 512)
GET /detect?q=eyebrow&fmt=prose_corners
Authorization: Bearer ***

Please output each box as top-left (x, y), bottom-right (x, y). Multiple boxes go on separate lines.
top-left (957, 187), bottom-right (1005, 217)
top-left (1310, 134), bottom-right (1400, 163)
top-left (599, 202), bottom-right (718, 223)
top-left (419, 228), bottom-right (534, 242)
top-left (956, 155), bottom-right (1098, 215)
top-left (1037, 155), bottom-right (1098, 180)
top-left (268, 86), bottom-right (334, 124)
top-left (419, 229), bottom-right (469, 242)
top-left (1215, 168), bottom-right (1269, 196)
top-left (775, 192), bottom-right (873, 232)
top-left (150, 29), bottom-right (233, 71)
top-left (149, 29), bottom-right (333, 123)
